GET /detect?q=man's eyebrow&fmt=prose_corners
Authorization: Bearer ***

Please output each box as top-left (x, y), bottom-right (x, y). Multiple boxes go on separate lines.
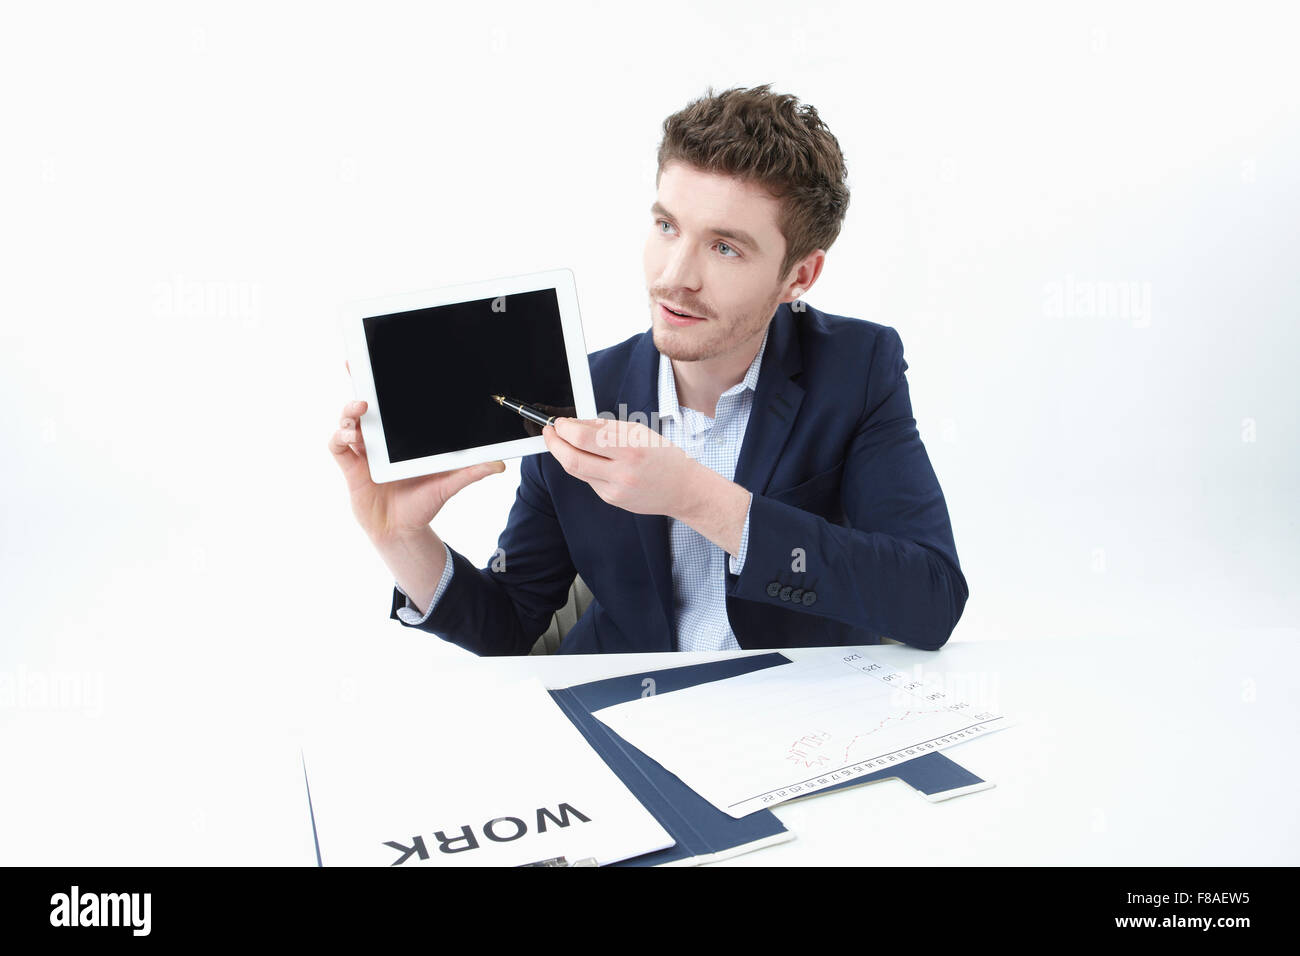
top-left (650, 201), bottom-right (762, 253)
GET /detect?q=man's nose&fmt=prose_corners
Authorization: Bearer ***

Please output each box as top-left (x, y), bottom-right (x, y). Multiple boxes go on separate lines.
top-left (658, 241), bottom-right (702, 292)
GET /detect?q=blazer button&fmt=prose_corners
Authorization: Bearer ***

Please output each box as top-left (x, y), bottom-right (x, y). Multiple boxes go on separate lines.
top-left (779, 585), bottom-right (792, 602)
top-left (790, 588), bottom-right (804, 603)
top-left (766, 582), bottom-right (781, 597)
top-left (801, 590), bottom-right (817, 606)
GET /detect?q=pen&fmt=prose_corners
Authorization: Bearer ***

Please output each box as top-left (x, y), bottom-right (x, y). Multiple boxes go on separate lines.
top-left (491, 394), bottom-right (561, 428)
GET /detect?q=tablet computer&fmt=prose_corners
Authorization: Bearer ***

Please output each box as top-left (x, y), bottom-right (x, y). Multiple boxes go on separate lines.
top-left (341, 268), bottom-right (597, 484)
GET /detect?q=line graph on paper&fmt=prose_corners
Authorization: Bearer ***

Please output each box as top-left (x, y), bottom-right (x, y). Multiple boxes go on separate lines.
top-left (590, 650), bottom-right (1013, 818)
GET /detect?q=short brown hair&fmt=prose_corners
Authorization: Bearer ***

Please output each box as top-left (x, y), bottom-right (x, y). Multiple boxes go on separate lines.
top-left (656, 83), bottom-right (850, 283)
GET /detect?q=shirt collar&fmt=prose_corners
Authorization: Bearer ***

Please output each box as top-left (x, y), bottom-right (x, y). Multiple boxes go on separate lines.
top-left (657, 324), bottom-right (770, 424)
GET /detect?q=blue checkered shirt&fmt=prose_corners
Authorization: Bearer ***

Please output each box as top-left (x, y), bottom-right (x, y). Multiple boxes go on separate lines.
top-left (395, 328), bottom-right (768, 652)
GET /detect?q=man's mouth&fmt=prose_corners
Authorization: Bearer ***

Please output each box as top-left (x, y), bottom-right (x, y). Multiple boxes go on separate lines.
top-left (659, 302), bottom-right (706, 324)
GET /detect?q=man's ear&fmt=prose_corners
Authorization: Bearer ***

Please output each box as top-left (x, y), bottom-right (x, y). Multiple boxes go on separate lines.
top-left (782, 249), bottom-right (826, 302)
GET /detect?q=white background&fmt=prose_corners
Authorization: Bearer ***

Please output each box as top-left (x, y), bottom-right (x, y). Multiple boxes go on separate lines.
top-left (1, 1), bottom-right (1296, 864)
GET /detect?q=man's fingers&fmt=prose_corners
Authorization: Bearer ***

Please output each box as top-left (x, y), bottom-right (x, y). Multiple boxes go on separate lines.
top-left (556, 417), bottom-right (666, 453)
top-left (329, 400), bottom-right (368, 458)
top-left (544, 424), bottom-right (613, 482)
top-left (328, 426), bottom-right (362, 458)
top-left (553, 417), bottom-right (597, 455)
top-left (556, 417), bottom-right (628, 458)
top-left (338, 401), bottom-right (367, 431)
top-left (543, 425), bottom-right (576, 474)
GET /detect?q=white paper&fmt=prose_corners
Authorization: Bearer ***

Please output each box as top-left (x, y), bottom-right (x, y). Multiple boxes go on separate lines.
top-left (592, 650), bottom-right (1013, 818)
top-left (301, 675), bottom-right (674, 866)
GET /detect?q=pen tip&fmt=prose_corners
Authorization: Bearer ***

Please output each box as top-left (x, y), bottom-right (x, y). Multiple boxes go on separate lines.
top-left (491, 394), bottom-right (503, 404)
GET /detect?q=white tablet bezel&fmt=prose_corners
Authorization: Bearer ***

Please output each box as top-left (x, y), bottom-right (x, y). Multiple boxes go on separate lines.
top-left (340, 268), bottom-right (596, 484)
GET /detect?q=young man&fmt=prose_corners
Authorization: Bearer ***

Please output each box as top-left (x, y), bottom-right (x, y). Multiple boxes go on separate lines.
top-left (329, 84), bottom-right (968, 655)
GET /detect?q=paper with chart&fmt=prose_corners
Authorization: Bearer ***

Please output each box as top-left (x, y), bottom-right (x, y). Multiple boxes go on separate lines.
top-left (591, 650), bottom-right (1012, 818)
top-left (301, 675), bottom-right (674, 866)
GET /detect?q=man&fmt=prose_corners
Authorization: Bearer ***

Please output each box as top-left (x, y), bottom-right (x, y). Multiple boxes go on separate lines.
top-left (328, 84), bottom-right (968, 655)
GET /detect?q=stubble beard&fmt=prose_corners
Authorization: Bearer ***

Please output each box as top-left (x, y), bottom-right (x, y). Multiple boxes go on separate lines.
top-left (651, 296), bottom-right (777, 363)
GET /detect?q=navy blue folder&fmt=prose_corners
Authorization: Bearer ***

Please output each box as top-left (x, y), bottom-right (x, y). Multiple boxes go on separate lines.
top-left (548, 655), bottom-right (792, 866)
top-left (548, 653), bottom-right (991, 866)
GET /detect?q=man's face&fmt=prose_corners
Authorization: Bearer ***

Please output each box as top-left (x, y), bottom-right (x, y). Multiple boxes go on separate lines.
top-left (643, 161), bottom-right (790, 362)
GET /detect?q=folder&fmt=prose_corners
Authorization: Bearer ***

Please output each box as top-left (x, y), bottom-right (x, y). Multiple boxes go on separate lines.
top-left (548, 655), bottom-right (795, 866)
top-left (550, 653), bottom-right (993, 865)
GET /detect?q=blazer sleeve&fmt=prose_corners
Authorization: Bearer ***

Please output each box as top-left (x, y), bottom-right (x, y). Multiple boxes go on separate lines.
top-left (389, 452), bottom-right (579, 656)
top-left (726, 327), bottom-right (968, 650)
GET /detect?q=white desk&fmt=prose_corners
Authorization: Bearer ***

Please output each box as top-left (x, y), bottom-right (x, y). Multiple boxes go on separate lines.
top-left (2, 627), bottom-right (1294, 865)
top-left (468, 629), bottom-right (1299, 866)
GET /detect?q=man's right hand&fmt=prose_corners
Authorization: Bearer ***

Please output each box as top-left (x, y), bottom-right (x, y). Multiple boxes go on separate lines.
top-left (328, 395), bottom-right (506, 542)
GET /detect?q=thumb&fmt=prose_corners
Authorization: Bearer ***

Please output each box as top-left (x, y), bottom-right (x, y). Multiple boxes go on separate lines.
top-left (438, 460), bottom-right (506, 497)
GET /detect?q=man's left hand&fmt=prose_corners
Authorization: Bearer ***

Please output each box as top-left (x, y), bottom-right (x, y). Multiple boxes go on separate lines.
top-left (542, 417), bottom-right (703, 520)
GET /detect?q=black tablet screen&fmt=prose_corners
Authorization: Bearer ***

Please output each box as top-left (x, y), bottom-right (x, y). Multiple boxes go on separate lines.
top-left (362, 288), bottom-right (577, 463)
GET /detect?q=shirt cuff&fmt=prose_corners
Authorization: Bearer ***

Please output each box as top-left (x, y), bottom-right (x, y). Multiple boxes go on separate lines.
top-left (394, 541), bottom-right (455, 626)
top-left (727, 492), bottom-right (754, 576)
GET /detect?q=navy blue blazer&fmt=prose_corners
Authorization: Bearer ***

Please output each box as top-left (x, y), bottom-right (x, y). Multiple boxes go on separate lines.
top-left (390, 301), bottom-right (968, 655)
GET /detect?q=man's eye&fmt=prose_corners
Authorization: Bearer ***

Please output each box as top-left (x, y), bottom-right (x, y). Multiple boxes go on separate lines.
top-left (656, 219), bottom-right (675, 234)
top-left (717, 242), bottom-right (739, 257)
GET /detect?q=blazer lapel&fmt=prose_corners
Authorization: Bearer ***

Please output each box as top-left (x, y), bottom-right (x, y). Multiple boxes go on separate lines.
top-left (732, 303), bottom-right (805, 496)
top-left (618, 303), bottom-right (806, 645)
